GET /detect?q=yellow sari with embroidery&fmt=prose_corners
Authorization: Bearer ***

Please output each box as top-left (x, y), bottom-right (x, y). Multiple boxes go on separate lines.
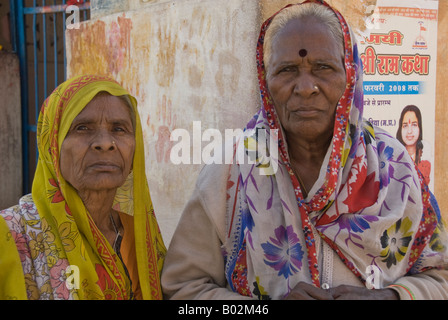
top-left (0, 75), bottom-right (166, 300)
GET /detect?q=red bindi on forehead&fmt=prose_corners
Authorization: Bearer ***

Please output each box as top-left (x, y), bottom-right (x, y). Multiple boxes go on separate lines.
top-left (299, 49), bottom-right (308, 57)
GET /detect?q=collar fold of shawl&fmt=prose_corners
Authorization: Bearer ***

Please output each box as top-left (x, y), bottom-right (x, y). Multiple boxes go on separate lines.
top-left (27, 74), bottom-right (166, 299)
top-left (224, 0), bottom-right (446, 299)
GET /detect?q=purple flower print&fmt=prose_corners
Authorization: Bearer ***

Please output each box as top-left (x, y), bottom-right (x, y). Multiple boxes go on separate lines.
top-left (338, 214), bottom-right (379, 234)
top-left (377, 141), bottom-right (395, 188)
top-left (319, 214), bottom-right (379, 249)
top-left (261, 226), bottom-right (304, 279)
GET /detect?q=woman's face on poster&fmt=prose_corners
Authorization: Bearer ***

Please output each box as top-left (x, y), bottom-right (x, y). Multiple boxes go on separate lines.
top-left (401, 111), bottom-right (420, 147)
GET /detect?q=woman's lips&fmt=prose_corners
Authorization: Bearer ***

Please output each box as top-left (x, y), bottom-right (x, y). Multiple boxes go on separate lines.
top-left (288, 103), bottom-right (322, 118)
top-left (295, 109), bottom-right (320, 117)
top-left (290, 107), bottom-right (321, 118)
top-left (88, 161), bottom-right (120, 172)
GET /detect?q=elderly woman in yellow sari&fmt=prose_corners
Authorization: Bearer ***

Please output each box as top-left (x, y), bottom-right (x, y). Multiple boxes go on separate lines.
top-left (0, 74), bottom-right (166, 300)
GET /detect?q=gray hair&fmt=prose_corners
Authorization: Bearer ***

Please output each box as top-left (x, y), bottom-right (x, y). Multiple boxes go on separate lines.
top-left (263, 3), bottom-right (344, 79)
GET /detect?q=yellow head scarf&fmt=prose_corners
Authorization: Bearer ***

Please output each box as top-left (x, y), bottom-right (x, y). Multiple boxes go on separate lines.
top-left (1, 75), bottom-right (165, 299)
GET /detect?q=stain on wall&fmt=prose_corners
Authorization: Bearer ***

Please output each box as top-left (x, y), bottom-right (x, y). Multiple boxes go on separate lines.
top-left (108, 16), bottom-right (133, 74)
top-left (155, 26), bottom-right (178, 88)
top-left (155, 95), bottom-right (176, 164)
top-left (68, 20), bottom-right (108, 75)
top-left (67, 14), bottom-right (135, 93)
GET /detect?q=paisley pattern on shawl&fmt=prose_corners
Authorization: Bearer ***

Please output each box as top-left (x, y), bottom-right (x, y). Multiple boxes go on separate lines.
top-left (223, 0), bottom-right (447, 300)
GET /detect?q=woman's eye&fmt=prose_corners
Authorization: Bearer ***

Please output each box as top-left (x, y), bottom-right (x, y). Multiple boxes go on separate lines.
top-left (113, 126), bottom-right (126, 133)
top-left (316, 64), bottom-right (331, 70)
top-left (75, 125), bottom-right (89, 131)
top-left (274, 65), bottom-right (296, 74)
top-left (280, 66), bottom-right (295, 73)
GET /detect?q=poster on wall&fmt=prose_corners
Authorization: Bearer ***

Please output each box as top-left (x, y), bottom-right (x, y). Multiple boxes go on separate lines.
top-left (358, 0), bottom-right (439, 195)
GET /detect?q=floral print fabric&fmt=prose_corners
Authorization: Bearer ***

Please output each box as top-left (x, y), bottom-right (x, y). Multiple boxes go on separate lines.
top-left (224, 0), bottom-right (447, 299)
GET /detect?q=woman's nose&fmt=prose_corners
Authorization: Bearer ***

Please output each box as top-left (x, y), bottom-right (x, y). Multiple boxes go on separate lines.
top-left (91, 131), bottom-right (116, 151)
top-left (293, 73), bottom-right (318, 97)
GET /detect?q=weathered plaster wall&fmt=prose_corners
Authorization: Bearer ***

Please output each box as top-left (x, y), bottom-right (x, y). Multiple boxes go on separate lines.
top-left (90, 0), bottom-right (129, 19)
top-left (0, 52), bottom-right (22, 208)
top-left (67, 0), bottom-right (448, 244)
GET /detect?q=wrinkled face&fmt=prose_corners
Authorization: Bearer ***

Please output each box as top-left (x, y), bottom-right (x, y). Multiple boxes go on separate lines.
top-left (60, 94), bottom-right (135, 193)
top-left (266, 17), bottom-right (346, 142)
top-left (401, 111), bottom-right (419, 147)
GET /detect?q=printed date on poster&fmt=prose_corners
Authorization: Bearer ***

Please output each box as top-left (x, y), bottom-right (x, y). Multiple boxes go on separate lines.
top-left (363, 81), bottom-right (423, 95)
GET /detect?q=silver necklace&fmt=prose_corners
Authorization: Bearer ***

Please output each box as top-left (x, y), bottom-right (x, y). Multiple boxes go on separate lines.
top-left (109, 212), bottom-right (122, 252)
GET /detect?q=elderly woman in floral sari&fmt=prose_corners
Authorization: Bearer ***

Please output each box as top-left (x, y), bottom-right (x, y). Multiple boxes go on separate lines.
top-left (0, 75), bottom-right (166, 300)
top-left (161, 1), bottom-right (448, 300)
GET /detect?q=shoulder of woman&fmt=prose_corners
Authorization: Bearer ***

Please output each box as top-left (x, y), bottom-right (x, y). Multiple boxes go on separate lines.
top-left (193, 163), bottom-right (234, 239)
top-left (196, 163), bottom-right (233, 196)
